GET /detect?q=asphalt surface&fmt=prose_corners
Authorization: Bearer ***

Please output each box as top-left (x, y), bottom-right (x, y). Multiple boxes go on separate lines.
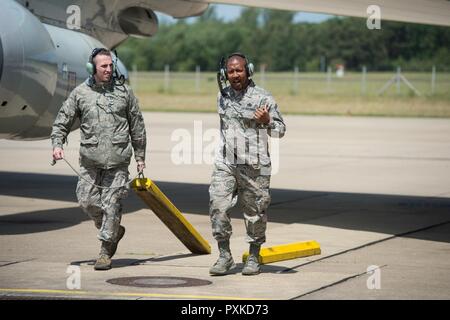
top-left (1, 112), bottom-right (449, 301)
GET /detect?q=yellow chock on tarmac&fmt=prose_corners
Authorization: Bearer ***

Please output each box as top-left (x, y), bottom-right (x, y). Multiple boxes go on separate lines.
top-left (131, 177), bottom-right (211, 254)
top-left (242, 240), bottom-right (321, 264)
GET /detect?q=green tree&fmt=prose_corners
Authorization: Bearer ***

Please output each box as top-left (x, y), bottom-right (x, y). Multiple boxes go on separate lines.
top-left (117, 10), bottom-right (450, 72)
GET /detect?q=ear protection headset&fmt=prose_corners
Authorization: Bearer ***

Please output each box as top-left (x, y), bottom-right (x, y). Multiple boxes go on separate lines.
top-left (220, 52), bottom-right (255, 80)
top-left (86, 48), bottom-right (114, 75)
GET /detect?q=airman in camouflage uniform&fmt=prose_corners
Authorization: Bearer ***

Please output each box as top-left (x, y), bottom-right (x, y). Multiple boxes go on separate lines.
top-left (51, 49), bottom-right (146, 270)
top-left (209, 53), bottom-right (286, 276)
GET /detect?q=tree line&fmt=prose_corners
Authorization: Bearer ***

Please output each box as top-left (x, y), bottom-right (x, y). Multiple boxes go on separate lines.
top-left (117, 7), bottom-right (450, 72)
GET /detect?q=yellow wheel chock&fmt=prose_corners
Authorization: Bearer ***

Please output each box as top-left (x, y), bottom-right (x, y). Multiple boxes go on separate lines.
top-left (131, 177), bottom-right (211, 254)
top-left (242, 240), bottom-right (321, 264)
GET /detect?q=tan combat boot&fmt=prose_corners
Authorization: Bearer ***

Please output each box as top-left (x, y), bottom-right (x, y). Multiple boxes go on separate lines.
top-left (94, 254), bottom-right (112, 270)
top-left (209, 240), bottom-right (236, 275)
top-left (108, 225), bottom-right (125, 258)
top-left (242, 243), bottom-right (261, 275)
top-left (94, 241), bottom-right (112, 270)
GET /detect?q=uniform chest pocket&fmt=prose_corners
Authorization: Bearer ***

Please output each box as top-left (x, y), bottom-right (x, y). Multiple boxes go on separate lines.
top-left (240, 107), bottom-right (257, 129)
top-left (241, 110), bottom-right (255, 120)
top-left (112, 98), bottom-right (128, 115)
top-left (242, 101), bottom-right (258, 118)
top-left (100, 93), bottom-right (128, 116)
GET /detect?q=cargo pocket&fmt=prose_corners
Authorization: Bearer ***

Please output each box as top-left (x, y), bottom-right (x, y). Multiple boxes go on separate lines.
top-left (80, 135), bottom-right (99, 146)
top-left (79, 135), bottom-right (99, 164)
top-left (112, 132), bottom-right (132, 160)
top-left (112, 132), bottom-right (129, 145)
top-left (80, 134), bottom-right (98, 151)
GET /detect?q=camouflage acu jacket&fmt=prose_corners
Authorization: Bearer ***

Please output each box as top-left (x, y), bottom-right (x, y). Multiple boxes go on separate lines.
top-left (215, 82), bottom-right (286, 167)
top-left (51, 79), bottom-right (146, 169)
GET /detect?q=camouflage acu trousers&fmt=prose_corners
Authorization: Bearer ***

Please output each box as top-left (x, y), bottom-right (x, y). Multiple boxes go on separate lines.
top-left (209, 162), bottom-right (271, 245)
top-left (76, 166), bottom-right (129, 243)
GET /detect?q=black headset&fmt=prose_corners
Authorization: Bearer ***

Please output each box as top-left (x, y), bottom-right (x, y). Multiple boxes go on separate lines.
top-left (86, 47), bottom-right (114, 75)
top-left (217, 52), bottom-right (255, 97)
top-left (219, 52), bottom-right (255, 80)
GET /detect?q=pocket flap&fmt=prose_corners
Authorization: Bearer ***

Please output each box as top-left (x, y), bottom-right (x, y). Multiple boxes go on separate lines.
top-left (112, 132), bottom-right (129, 144)
top-left (80, 136), bottom-right (98, 145)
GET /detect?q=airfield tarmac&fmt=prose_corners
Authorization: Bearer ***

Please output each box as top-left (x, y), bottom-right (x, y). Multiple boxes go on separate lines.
top-left (0, 112), bottom-right (450, 300)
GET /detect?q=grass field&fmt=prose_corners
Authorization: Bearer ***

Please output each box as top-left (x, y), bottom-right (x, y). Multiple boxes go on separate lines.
top-left (130, 71), bottom-right (450, 117)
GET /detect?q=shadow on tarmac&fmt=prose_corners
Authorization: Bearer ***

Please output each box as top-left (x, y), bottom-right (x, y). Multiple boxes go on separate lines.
top-left (1, 171), bottom-right (450, 244)
top-left (71, 252), bottom-right (198, 268)
top-left (70, 257), bottom-right (297, 273)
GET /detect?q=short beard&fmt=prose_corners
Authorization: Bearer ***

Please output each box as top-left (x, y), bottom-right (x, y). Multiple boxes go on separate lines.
top-left (231, 78), bottom-right (249, 91)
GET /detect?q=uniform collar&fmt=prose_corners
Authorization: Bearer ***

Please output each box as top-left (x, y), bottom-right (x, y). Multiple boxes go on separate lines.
top-left (86, 76), bottom-right (114, 92)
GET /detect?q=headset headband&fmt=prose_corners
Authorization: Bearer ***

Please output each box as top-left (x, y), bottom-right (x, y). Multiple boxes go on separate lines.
top-left (227, 52), bottom-right (248, 64)
top-left (224, 52), bottom-right (254, 78)
top-left (90, 48), bottom-right (108, 62)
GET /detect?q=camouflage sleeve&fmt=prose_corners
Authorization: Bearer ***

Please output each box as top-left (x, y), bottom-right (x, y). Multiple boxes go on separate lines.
top-left (217, 91), bottom-right (223, 112)
top-left (50, 90), bottom-right (79, 149)
top-left (127, 87), bottom-right (147, 162)
top-left (262, 95), bottom-right (286, 139)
